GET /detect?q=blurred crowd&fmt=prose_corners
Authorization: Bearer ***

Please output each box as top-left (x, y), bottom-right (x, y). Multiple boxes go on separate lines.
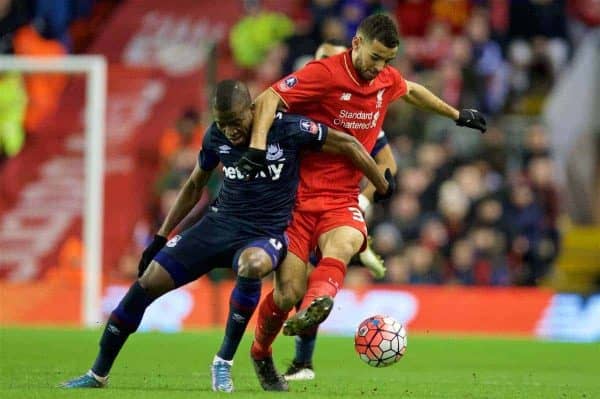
top-left (141, 0), bottom-right (600, 287)
top-left (3, 0), bottom-right (598, 287)
top-left (0, 0), bottom-right (119, 162)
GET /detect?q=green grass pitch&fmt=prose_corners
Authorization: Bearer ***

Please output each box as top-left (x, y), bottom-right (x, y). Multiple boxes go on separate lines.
top-left (1, 327), bottom-right (598, 398)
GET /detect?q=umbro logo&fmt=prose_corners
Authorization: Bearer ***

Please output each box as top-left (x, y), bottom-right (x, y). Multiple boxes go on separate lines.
top-left (219, 145), bottom-right (231, 154)
top-left (232, 313), bottom-right (246, 323)
top-left (107, 324), bottom-right (120, 335)
top-left (340, 92), bottom-right (352, 101)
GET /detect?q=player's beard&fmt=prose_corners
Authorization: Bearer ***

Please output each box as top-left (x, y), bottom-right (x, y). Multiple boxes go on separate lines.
top-left (355, 56), bottom-right (377, 81)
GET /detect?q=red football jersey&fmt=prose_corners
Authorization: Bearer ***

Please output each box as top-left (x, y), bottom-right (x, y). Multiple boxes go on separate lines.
top-left (271, 50), bottom-right (407, 211)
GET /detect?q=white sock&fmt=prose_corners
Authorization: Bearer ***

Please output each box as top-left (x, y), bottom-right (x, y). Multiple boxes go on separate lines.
top-left (213, 355), bottom-right (233, 366)
top-left (88, 370), bottom-right (108, 382)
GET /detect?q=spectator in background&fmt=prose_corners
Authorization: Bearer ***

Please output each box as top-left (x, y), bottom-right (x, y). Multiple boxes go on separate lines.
top-left (12, 24), bottom-right (67, 133)
top-left (504, 180), bottom-right (545, 285)
top-left (0, 71), bottom-right (27, 160)
top-left (158, 107), bottom-right (204, 166)
top-left (0, 0), bottom-right (33, 53)
top-left (432, 0), bottom-right (471, 34)
top-left (395, 0), bottom-right (432, 37)
top-left (229, 0), bottom-right (294, 68)
top-left (464, 11), bottom-right (507, 114)
top-left (406, 243), bottom-right (442, 284)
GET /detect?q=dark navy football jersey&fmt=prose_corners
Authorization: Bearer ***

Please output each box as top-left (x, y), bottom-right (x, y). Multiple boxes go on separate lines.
top-left (198, 112), bottom-right (328, 234)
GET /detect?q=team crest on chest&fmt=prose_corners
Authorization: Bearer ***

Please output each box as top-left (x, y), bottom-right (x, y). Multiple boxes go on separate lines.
top-left (266, 143), bottom-right (284, 161)
top-left (376, 88), bottom-right (385, 109)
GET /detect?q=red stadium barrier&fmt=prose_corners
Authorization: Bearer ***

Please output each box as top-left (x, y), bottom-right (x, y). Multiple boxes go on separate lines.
top-left (0, 279), bottom-right (554, 337)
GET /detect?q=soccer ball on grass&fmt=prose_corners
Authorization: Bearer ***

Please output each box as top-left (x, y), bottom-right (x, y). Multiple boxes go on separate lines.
top-left (354, 315), bottom-right (407, 367)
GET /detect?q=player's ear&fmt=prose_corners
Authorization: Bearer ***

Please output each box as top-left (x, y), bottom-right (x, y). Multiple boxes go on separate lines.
top-left (352, 35), bottom-right (361, 51)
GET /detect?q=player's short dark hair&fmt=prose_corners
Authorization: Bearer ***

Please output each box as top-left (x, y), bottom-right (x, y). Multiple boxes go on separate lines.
top-left (212, 79), bottom-right (251, 111)
top-left (357, 14), bottom-right (399, 48)
top-left (322, 38), bottom-right (348, 48)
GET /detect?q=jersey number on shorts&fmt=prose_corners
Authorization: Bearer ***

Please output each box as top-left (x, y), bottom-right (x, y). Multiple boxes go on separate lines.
top-left (269, 238), bottom-right (283, 250)
top-left (348, 207), bottom-right (365, 222)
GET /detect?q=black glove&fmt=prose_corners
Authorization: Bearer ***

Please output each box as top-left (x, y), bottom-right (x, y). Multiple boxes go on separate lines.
top-left (137, 234), bottom-right (168, 277)
top-left (373, 168), bottom-right (396, 203)
top-left (456, 108), bottom-right (487, 133)
top-left (235, 148), bottom-right (267, 180)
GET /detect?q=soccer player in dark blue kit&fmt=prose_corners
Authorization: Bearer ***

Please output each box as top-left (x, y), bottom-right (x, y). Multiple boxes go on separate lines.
top-left (60, 79), bottom-right (392, 392)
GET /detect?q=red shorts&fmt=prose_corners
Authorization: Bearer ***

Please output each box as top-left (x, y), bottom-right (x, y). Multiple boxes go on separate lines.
top-left (286, 206), bottom-right (368, 263)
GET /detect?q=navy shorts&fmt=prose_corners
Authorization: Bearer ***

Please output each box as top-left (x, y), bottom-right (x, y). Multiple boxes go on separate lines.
top-left (154, 213), bottom-right (287, 287)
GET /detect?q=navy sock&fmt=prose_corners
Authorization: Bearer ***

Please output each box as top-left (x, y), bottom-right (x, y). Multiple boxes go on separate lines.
top-left (217, 275), bottom-right (261, 361)
top-left (91, 282), bottom-right (155, 377)
top-left (294, 332), bottom-right (317, 365)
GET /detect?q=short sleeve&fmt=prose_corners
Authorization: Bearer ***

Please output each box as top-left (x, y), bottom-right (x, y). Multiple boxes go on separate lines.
top-left (277, 113), bottom-right (329, 150)
top-left (198, 126), bottom-right (220, 171)
top-left (389, 67), bottom-right (408, 101)
top-left (370, 130), bottom-right (389, 157)
top-left (271, 61), bottom-right (332, 109)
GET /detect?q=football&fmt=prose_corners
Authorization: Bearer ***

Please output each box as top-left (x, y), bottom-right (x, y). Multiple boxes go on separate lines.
top-left (354, 315), bottom-right (407, 367)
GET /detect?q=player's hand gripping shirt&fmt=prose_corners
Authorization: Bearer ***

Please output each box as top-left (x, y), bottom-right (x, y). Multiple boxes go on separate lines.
top-left (199, 112), bottom-right (328, 234)
top-left (272, 50), bottom-right (407, 211)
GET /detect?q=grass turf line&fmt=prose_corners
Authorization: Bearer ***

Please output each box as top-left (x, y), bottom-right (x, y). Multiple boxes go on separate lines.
top-left (0, 327), bottom-right (598, 398)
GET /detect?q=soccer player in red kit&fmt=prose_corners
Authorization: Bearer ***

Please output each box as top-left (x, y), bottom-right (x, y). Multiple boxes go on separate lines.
top-left (236, 14), bottom-right (486, 391)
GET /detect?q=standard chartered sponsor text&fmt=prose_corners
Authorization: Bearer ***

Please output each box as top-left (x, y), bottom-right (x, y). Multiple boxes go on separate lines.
top-left (333, 109), bottom-right (375, 130)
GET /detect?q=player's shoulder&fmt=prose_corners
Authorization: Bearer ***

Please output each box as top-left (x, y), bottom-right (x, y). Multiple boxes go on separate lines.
top-left (270, 111), bottom-right (319, 138)
top-left (205, 123), bottom-right (220, 138)
top-left (203, 123), bottom-right (226, 145)
top-left (300, 56), bottom-right (337, 75)
top-left (377, 65), bottom-right (404, 85)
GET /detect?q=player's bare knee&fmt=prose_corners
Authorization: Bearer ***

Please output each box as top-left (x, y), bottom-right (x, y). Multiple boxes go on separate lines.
top-left (322, 240), bottom-right (361, 264)
top-left (237, 249), bottom-right (271, 278)
top-left (319, 228), bottom-right (364, 263)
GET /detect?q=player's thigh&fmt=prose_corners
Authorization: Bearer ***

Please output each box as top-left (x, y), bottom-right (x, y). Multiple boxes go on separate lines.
top-left (156, 216), bottom-right (235, 286)
top-left (273, 252), bottom-right (308, 310)
top-left (318, 226), bottom-right (365, 264)
top-left (316, 207), bottom-right (367, 263)
top-left (139, 260), bottom-right (176, 298)
top-left (234, 236), bottom-right (287, 279)
top-left (286, 210), bottom-right (318, 263)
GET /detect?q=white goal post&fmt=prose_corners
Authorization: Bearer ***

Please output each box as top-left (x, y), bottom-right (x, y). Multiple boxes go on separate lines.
top-left (0, 55), bottom-right (107, 327)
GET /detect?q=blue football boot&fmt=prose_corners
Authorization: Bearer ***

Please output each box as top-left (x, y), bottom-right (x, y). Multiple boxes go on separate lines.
top-left (211, 357), bottom-right (234, 393)
top-left (59, 371), bottom-right (108, 388)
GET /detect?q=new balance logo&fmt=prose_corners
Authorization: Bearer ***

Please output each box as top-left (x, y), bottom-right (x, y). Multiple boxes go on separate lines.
top-left (340, 92), bottom-right (352, 101)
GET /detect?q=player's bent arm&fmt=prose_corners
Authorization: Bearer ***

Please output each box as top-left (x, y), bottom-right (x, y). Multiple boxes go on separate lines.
top-left (402, 80), bottom-right (460, 121)
top-left (248, 88), bottom-right (284, 150)
top-left (361, 143), bottom-right (397, 203)
top-left (157, 162), bottom-right (212, 237)
top-left (321, 129), bottom-right (388, 194)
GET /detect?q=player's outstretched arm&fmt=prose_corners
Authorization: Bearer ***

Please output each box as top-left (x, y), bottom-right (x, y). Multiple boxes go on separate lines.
top-left (236, 89), bottom-right (284, 178)
top-left (157, 162), bottom-right (212, 237)
top-left (402, 81), bottom-right (487, 133)
top-left (321, 129), bottom-right (390, 196)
